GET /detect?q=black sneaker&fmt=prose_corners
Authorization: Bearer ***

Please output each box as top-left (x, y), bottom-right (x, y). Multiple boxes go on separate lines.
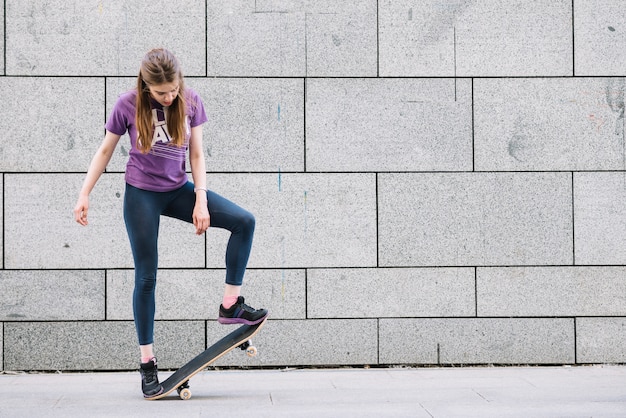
top-left (218, 296), bottom-right (268, 325)
top-left (139, 358), bottom-right (163, 398)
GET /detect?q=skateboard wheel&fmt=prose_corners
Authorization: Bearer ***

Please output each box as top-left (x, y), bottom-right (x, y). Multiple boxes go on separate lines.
top-left (246, 345), bottom-right (258, 357)
top-left (178, 387), bottom-right (192, 400)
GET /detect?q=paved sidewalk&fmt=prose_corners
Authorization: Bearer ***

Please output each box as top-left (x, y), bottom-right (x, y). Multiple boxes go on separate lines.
top-left (1, 365), bottom-right (625, 417)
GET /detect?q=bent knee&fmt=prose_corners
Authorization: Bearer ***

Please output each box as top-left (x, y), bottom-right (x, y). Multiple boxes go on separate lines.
top-left (241, 211), bottom-right (255, 232)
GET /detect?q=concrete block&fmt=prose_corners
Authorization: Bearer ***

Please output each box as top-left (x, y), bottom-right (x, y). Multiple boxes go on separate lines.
top-left (6, 0), bottom-right (206, 76)
top-left (153, 321), bottom-right (208, 370)
top-left (103, 77), bottom-right (135, 173)
top-left (0, 1), bottom-right (4, 75)
top-left (379, 318), bottom-right (575, 365)
top-left (575, 0), bottom-right (626, 76)
top-left (107, 269), bottom-right (305, 320)
top-left (477, 267), bottom-right (626, 317)
top-left (4, 173), bottom-right (205, 269)
top-left (0, 77), bottom-right (103, 172)
top-left (378, 173), bottom-right (573, 266)
top-left (197, 78), bottom-right (304, 172)
top-left (205, 173), bottom-right (378, 268)
top-left (0, 323), bottom-right (2, 371)
top-left (207, 319), bottom-right (378, 367)
top-left (0, 270), bottom-right (105, 321)
top-left (207, 1), bottom-right (305, 76)
top-left (379, 0), bottom-right (572, 76)
top-left (295, 0), bottom-right (378, 77)
top-left (306, 78), bottom-right (473, 171)
top-left (307, 268), bottom-right (475, 318)
top-left (577, 318), bottom-right (626, 364)
top-left (3, 321), bottom-right (205, 371)
top-left (474, 78), bottom-right (626, 171)
top-left (107, 269), bottom-right (213, 321)
top-left (105, 78), bottom-right (305, 173)
top-left (207, 1), bottom-right (377, 76)
top-left (0, 181), bottom-right (3, 270)
top-left (574, 172), bottom-right (626, 264)
top-left (4, 321), bottom-right (136, 370)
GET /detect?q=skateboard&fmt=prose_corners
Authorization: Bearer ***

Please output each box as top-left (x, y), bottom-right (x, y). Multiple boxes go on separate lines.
top-left (147, 317), bottom-right (268, 400)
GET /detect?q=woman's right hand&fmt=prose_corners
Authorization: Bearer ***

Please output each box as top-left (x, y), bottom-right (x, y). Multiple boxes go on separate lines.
top-left (73, 195), bottom-right (90, 226)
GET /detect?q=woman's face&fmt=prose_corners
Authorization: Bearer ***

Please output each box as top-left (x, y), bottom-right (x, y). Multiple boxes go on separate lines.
top-left (148, 81), bottom-right (179, 107)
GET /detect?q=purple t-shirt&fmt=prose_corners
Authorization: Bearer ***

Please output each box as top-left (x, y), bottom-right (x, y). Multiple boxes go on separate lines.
top-left (105, 88), bottom-right (208, 192)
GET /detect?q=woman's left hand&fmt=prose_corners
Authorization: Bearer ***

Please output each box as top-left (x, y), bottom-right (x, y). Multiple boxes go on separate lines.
top-left (193, 200), bottom-right (210, 235)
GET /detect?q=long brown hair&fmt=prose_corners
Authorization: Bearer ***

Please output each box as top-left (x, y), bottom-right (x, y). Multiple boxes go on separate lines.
top-left (135, 48), bottom-right (187, 153)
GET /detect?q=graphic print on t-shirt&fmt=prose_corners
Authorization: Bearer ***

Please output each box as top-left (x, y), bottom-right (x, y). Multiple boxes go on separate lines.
top-left (149, 108), bottom-right (189, 161)
top-left (152, 108), bottom-right (172, 144)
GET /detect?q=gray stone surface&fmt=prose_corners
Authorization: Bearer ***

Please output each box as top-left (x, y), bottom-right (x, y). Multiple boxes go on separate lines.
top-left (207, 1), bottom-right (377, 77)
top-left (1, 1), bottom-right (625, 371)
top-left (0, 270), bottom-right (105, 321)
top-left (379, 318), bottom-right (575, 365)
top-left (5, 0), bottom-right (206, 76)
top-left (4, 173), bottom-right (205, 269)
top-left (577, 318), bottom-right (626, 364)
top-left (574, 172), bottom-right (626, 265)
top-left (207, 2), bottom-right (305, 77)
top-left (104, 77), bottom-right (143, 173)
top-left (0, 77), bottom-right (104, 171)
top-left (296, 0), bottom-right (378, 77)
top-left (3, 321), bottom-right (205, 370)
top-left (152, 321), bottom-right (208, 370)
top-left (4, 321), bottom-right (136, 370)
top-left (0, 180), bottom-right (3, 270)
top-left (379, 172), bottom-right (573, 266)
top-left (204, 173), bottom-right (378, 268)
top-left (575, 0), bottom-right (626, 76)
top-left (105, 78), bottom-right (305, 173)
top-left (307, 268), bottom-right (475, 318)
top-left (379, 0), bottom-right (572, 77)
top-left (474, 78), bottom-right (626, 171)
top-left (306, 78), bottom-right (473, 171)
top-left (107, 269), bottom-right (214, 321)
top-left (2, 367), bottom-right (626, 418)
top-left (106, 269), bottom-right (305, 321)
top-left (197, 78), bottom-right (304, 172)
top-left (0, 2), bottom-right (4, 75)
top-left (477, 266), bottom-right (626, 317)
top-left (207, 319), bottom-right (379, 367)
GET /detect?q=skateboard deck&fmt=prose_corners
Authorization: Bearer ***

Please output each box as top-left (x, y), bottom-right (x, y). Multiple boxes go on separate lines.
top-left (147, 317), bottom-right (268, 400)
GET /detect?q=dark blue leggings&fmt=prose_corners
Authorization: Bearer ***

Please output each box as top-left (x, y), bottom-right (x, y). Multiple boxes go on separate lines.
top-left (123, 182), bottom-right (255, 345)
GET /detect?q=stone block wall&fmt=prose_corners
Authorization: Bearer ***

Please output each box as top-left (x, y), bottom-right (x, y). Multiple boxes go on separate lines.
top-left (1, 0), bottom-right (625, 371)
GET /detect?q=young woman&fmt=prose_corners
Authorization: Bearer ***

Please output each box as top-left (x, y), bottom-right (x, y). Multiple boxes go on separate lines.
top-left (73, 48), bottom-right (268, 397)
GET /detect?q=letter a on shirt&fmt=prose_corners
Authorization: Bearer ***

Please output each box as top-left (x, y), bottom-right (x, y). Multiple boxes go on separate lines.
top-left (151, 108), bottom-right (172, 146)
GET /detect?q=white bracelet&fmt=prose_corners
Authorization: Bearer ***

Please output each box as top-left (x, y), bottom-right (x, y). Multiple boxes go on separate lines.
top-left (194, 187), bottom-right (207, 193)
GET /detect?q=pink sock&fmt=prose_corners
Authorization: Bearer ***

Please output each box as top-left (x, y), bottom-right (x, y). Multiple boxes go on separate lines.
top-left (141, 357), bottom-right (155, 364)
top-left (222, 295), bottom-right (239, 309)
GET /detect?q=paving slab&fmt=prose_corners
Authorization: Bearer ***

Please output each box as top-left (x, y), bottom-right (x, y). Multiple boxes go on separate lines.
top-left (0, 366), bottom-right (624, 417)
